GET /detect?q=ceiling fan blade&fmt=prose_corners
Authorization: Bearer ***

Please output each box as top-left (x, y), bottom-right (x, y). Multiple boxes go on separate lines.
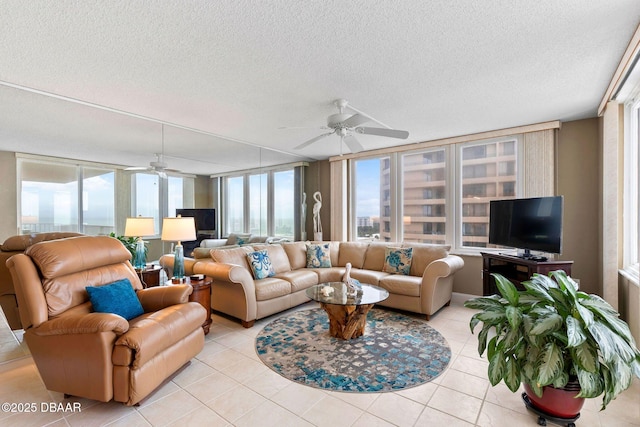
top-left (355, 127), bottom-right (409, 139)
top-left (343, 134), bottom-right (364, 153)
top-left (125, 166), bottom-right (148, 171)
top-left (340, 113), bottom-right (370, 128)
top-left (294, 132), bottom-right (335, 150)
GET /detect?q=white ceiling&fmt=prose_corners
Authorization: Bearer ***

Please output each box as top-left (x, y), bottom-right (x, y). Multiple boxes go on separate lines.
top-left (0, 1), bottom-right (638, 175)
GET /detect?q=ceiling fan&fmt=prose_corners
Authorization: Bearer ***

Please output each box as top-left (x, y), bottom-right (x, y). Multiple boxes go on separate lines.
top-left (125, 124), bottom-right (182, 178)
top-left (292, 99), bottom-right (409, 153)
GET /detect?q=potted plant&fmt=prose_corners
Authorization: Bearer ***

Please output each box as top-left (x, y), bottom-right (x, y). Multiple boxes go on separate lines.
top-left (464, 270), bottom-right (640, 418)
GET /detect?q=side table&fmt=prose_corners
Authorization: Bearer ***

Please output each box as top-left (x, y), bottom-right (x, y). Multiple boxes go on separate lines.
top-left (137, 265), bottom-right (162, 288)
top-left (187, 277), bottom-right (212, 335)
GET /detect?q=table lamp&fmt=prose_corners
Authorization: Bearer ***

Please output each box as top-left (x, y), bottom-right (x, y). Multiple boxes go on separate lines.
top-left (124, 216), bottom-right (155, 270)
top-left (161, 215), bottom-right (196, 279)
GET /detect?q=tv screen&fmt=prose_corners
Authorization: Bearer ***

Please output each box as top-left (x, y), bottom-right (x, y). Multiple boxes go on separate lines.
top-left (176, 208), bottom-right (216, 232)
top-left (489, 196), bottom-right (563, 255)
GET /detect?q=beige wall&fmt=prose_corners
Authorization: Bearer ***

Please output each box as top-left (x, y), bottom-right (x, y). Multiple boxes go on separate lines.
top-left (556, 118), bottom-right (601, 295)
top-left (0, 152), bottom-right (17, 240)
top-left (304, 160), bottom-right (332, 240)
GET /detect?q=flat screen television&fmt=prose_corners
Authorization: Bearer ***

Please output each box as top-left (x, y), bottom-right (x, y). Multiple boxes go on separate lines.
top-left (489, 196), bottom-right (563, 257)
top-left (175, 208), bottom-right (216, 233)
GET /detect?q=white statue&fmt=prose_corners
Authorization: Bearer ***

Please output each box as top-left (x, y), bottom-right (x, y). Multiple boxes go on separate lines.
top-left (342, 262), bottom-right (361, 296)
top-left (301, 192), bottom-right (307, 240)
top-left (313, 191), bottom-right (323, 241)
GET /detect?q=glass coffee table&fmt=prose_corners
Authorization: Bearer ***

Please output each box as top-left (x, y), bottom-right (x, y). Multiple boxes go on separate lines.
top-left (306, 282), bottom-right (389, 340)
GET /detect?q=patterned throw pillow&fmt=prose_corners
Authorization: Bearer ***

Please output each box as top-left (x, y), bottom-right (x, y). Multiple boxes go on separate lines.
top-left (383, 247), bottom-right (413, 275)
top-left (306, 243), bottom-right (332, 268)
top-left (246, 249), bottom-right (275, 280)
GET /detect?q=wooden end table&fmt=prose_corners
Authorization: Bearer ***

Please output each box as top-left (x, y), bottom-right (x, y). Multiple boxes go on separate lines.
top-left (170, 276), bottom-right (212, 335)
top-left (305, 282), bottom-right (389, 340)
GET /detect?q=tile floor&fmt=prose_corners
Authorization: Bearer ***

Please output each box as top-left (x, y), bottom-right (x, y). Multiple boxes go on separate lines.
top-left (0, 293), bottom-right (638, 427)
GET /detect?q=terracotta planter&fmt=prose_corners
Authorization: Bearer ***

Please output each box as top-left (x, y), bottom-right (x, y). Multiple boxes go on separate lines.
top-left (523, 381), bottom-right (585, 419)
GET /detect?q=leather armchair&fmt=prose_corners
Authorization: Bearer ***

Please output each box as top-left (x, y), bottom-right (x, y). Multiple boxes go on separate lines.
top-left (6, 235), bottom-right (207, 406)
top-left (0, 232), bottom-right (83, 330)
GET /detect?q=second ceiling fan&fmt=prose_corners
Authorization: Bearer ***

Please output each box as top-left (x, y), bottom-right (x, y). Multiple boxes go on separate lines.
top-left (294, 99), bottom-right (409, 153)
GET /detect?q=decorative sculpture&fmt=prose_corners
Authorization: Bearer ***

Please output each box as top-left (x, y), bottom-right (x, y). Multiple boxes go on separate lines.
top-left (313, 191), bottom-right (323, 241)
top-left (342, 262), bottom-right (361, 297)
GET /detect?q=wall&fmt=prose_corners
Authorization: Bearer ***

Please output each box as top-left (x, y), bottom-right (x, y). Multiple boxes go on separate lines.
top-left (556, 118), bottom-right (601, 295)
top-left (0, 152), bottom-right (17, 240)
top-left (304, 160), bottom-right (332, 240)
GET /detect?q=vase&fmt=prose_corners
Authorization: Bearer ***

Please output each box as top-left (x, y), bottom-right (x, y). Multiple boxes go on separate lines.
top-left (523, 381), bottom-right (585, 419)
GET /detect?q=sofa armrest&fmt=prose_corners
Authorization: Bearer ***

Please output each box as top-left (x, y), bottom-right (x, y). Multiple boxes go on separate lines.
top-left (31, 313), bottom-right (129, 336)
top-left (200, 239), bottom-right (229, 248)
top-left (137, 285), bottom-right (193, 312)
top-left (420, 254), bottom-right (465, 315)
top-left (193, 261), bottom-right (257, 322)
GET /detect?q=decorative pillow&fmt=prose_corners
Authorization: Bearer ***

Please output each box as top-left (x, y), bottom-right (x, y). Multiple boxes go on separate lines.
top-left (85, 279), bottom-right (144, 321)
top-left (306, 243), bottom-right (332, 268)
top-left (246, 249), bottom-right (275, 280)
top-left (227, 233), bottom-right (251, 246)
top-left (383, 247), bottom-right (413, 275)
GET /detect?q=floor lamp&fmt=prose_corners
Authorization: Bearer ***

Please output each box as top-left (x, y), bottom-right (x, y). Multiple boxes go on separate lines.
top-left (124, 216), bottom-right (155, 270)
top-left (161, 215), bottom-right (196, 280)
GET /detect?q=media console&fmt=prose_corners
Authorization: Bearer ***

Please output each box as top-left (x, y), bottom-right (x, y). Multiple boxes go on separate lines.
top-left (481, 252), bottom-right (573, 296)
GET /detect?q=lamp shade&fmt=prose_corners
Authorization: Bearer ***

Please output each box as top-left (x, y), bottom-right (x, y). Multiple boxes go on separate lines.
top-left (161, 216), bottom-right (196, 242)
top-left (124, 217), bottom-right (155, 237)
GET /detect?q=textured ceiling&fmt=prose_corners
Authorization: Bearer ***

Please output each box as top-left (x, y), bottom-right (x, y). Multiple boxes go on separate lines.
top-left (0, 1), bottom-right (638, 175)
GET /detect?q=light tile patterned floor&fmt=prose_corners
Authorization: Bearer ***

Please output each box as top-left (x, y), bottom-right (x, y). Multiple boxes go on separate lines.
top-left (0, 293), bottom-right (638, 426)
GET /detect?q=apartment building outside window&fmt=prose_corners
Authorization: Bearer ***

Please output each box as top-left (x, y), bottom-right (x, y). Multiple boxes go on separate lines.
top-left (351, 137), bottom-right (518, 250)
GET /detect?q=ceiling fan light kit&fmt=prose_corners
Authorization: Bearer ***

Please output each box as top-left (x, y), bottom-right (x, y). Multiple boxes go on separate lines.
top-left (293, 99), bottom-right (409, 153)
top-left (126, 124), bottom-right (182, 177)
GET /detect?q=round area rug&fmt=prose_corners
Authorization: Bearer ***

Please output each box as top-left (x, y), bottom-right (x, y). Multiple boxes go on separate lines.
top-left (255, 308), bottom-right (451, 392)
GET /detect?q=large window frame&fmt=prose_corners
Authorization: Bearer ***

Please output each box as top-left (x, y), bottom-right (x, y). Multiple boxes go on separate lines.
top-left (18, 157), bottom-right (116, 235)
top-left (219, 165), bottom-right (301, 240)
top-left (623, 96), bottom-right (640, 280)
top-left (349, 136), bottom-right (523, 253)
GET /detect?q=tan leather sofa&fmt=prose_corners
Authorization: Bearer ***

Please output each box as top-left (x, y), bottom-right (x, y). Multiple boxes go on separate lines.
top-left (161, 241), bottom-right (464, 327)
top-left (7, 235), bottom-right (207, 406)
top-left (0, 232), bottom-right (83, 330)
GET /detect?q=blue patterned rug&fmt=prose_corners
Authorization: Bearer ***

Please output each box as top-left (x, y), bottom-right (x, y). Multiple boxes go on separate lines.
top-left (255, 308), bottom-right (451, 392)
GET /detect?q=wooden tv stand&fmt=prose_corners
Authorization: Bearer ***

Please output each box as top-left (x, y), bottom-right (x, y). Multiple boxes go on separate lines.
top-left (481, 252), bottom-right (573, 296)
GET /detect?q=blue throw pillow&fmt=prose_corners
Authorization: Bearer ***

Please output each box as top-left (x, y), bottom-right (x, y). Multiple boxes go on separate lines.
top-left (306, 243), bottom-right (332, 268)
top-left (246, 249), bottom-right (275, 280)
top-left (383, 247), bottom-right (413, 275)
top-left (86, 279), bottom-right (144, 321)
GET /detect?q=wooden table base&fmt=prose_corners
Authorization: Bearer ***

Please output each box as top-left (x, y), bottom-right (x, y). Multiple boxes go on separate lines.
top-left (320, 303), bottom-right (375, 340)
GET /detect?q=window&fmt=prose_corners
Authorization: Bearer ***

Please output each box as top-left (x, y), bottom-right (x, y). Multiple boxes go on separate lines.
top-left (250, 173), bottom-right (267, 235)
top-left (349, 137), bottom-right (520, 251)
top-left (353, 157), bottom-right (387, 241)
top-left (220, 166), bottom-right (300, 240)
top-left (19, 159), bottom-right (115, 235)
top-left (225, 175), bottom-right (245, 234)
top-left (132, 173), bottom-right (193, 235)
top-left (623, 97), bottom-right (640, 277)
top-left (273, 170), bottom-right (295, 238)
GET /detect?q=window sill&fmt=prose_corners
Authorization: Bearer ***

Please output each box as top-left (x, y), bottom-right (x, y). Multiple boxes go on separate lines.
top-left (619, 267), bottom-right (639, 287)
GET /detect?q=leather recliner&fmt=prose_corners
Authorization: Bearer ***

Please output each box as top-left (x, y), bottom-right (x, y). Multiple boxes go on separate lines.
top-left (6, 235), bottom-right (207, 406)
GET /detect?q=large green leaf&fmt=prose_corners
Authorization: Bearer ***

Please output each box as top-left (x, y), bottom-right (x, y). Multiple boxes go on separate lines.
top-left (488, 350), bottom-right (506, 386)
top-left (575, 367), bottom-right (604, 399)
top-left (523, 279), bottom-right (553, 301)
top-left (574, 301), bottom-right (594, 327)
top-left (492, 274), bottom-right (519, 306)
top-left (529, 313), bottom-right (563, 336)
top-left (536, 342), bottom-right (564, 386)
top-left (464, 296), bottom-right (504, 311)
top-left (476, 311), bottom-right (507, 325)
top-left (505, 305), bottom-right (522, 330)
top-left (588, 322), bottom-right (638, 363)
top-left (504, 357), bottom-right (521, 392)
top-left (565, 315), bottom-right (587, 347)
top-left (572, 341), bottom-right (598, 372)
top-left (477, 324), bottom-right (490, 356)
